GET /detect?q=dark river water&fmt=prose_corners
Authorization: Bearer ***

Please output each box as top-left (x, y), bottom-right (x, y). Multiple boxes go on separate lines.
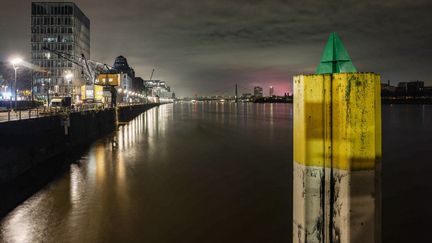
top-left (0, 103), bottom-right (431, 243)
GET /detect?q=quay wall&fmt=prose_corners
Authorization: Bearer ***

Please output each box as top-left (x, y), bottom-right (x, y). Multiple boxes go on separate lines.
top-left (118, 104), bottom-right (158, 122)
top-left (0, 103), bottom-right (158, 184)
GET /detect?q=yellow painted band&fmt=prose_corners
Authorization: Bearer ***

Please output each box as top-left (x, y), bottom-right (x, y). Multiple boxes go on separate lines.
top-left (293, 73), bottom-right (381, 171)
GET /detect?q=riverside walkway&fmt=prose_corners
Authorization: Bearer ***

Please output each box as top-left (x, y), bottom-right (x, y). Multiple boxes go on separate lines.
top-left (0, 102), bottom-right (156, 123)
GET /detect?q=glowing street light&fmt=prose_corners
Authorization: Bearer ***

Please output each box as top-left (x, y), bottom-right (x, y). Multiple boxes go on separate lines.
top-left (10, 57), bottom-right (23, 110)
top-left (64, 72), bottom-right (73, 97)
top-left (65, 72), bottom-right (73, 81)
top-left (11, 58), bottom-right (23, 66)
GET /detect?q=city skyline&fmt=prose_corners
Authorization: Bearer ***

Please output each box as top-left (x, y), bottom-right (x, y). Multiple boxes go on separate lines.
top-left (1, 0), bottom-right (432, 97)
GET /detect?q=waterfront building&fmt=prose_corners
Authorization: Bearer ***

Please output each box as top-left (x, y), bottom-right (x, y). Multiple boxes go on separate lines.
top-left (407, 81), bottom-right (424, 97)
top-left (133, 77), bottom-right (145, 94)
top-left (144, 80), bottom-right (172, 98)
top-left (395, 81), bottom-right (424, 97)
top-left (381, 81), bottom-right (396, 97)
top-left (381, 80), bottom-right (432, 98)
top-left (113, 56), bottom-right (135, 92)
top-left (253, 86), bottom-right (263, 98)
top-left (269, 86), bottom-right (274, 96)
top-left (31, 2), bottom-right (90, 100)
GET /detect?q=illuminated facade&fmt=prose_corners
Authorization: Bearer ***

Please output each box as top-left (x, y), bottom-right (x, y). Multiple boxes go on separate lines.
top-left (31, 2), bottom-right (90, 99)
top-left (112, 56), bottom-right (135, 92)
top-left (143, 80), bottom-right (171, 98)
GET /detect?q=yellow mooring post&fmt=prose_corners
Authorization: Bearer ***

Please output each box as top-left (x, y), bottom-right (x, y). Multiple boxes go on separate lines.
top-left (293, 33), bottom-right (381, 243)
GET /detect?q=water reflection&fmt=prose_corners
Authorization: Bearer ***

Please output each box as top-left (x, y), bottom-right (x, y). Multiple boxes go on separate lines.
top-left (0, 103), bottom-right (295, 242)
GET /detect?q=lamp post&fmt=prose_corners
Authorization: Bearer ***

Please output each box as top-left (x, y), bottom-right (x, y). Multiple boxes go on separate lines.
top-left (47, 78), bottom-right (51, 106)
top-left (10, 58), bottom-right (22, 110)
top-left (65, 72), bottom-right (73, 96)
top-left (65, 72), bottom-right (74, 106)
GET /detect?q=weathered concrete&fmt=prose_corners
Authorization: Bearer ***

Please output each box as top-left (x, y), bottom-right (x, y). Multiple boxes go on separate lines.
top-left (293, 73), bottom-right (381, 243)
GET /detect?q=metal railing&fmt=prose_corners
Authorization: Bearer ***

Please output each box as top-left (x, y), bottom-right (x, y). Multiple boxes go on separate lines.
top-left (0, 102), bottom-right (158, 123)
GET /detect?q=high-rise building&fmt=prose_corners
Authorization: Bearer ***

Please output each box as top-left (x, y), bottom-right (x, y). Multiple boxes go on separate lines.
top-left (254, 86), bottom-right (263, 98)
top-left (269, 86), bottom-right (274, 96)
top-left (31, 2), bottom-right (90, 99)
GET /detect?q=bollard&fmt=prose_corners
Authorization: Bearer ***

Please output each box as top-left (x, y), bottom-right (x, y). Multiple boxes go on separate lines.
top-left (293, 33), bottom-right (381, 243)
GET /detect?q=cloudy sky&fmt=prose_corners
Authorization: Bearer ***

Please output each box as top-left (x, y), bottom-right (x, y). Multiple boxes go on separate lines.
top-left (0, 0), bottom-right (431, 97)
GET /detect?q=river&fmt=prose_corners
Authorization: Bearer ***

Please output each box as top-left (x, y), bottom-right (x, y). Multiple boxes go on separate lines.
top-left (0, 103), bottom-right (431, 243)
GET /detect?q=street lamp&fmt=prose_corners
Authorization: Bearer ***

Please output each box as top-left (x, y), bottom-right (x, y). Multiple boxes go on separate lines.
top-left (10, 57), bottom-right (22, 110)
top-left (64, 72), bottom-right (73, 97)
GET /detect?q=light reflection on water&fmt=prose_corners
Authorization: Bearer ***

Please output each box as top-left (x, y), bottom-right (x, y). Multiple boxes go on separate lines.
top-left (1, 104), bottom-right (431, 242)
top-left (0, 103), bottom-right (291, 243)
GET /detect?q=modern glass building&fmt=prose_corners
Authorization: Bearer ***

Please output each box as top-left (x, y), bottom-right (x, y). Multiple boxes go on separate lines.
top-left (31, 2), bottom-right (90, 100)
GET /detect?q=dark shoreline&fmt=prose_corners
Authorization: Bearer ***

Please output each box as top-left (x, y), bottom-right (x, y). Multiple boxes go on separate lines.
top-left (382, 98), bottom-right (432, 104)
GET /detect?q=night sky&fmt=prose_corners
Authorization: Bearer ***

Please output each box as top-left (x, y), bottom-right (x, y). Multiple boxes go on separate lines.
top-left (0, 0), bottom-right (431, 97)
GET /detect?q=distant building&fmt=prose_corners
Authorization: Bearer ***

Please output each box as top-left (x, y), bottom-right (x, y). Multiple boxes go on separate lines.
top-left (143, 80), bottom-right (171, 98)
top-left (381, 80), bottom-right (396, 97)
top-left (396, 82), bottom-right (407, 96)
top-left (240, 93), bottom-right (252, 101)
top-left (407, 81), bottom-right (424, 97)
top-left (172, 92), bottom-right (176, 99)
top-left (31, 2), bottom-right (90, 98)
top-left (395, 81), bottom-right (424, 97)
top-left (254, 86), bottom-right (263, 98)
top-left (424, 87), bottom-right (432, 97)
top-left (269, 86), bottom-right (274, 96)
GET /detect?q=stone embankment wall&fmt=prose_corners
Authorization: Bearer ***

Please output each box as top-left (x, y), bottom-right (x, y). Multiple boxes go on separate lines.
top-left (0, 104), bottom-right (158, 184)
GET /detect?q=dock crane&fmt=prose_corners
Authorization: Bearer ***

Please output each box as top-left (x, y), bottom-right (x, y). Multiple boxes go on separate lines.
top-left (42, 47), bottom-right (109, 84)
top-left (146, 68), bottom-right (155, 97)
top-left (42, 47), bottom-right (118, 107)
top-left (149, 68), bottom-right (155, 81)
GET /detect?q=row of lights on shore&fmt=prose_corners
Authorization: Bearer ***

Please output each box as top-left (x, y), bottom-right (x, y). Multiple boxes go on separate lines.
top-left (117, 88), bottom-right (145, 98)
top-left (5, 57), bottom-right (147, 101)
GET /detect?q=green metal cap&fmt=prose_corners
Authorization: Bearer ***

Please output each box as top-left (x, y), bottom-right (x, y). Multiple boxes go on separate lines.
top-left (316, 32), bottom-right (357, 74)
